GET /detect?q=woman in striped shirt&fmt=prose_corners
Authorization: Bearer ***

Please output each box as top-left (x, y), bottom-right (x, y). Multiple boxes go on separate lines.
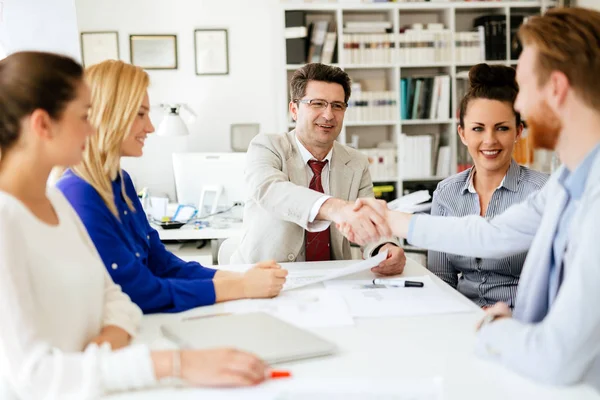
top-left (428, 63), bottom-right (548, 308)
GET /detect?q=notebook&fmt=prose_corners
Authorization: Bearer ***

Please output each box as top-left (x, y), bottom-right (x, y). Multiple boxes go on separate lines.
top-left (160, 312), bottom-right (337, 364)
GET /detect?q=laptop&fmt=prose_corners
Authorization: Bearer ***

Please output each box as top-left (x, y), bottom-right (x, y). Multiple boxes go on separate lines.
top-left (160, 312), bottom-right (337, 364)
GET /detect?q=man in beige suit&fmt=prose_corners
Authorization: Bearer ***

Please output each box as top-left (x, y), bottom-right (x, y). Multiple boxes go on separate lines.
top-left (231, 63), bottom-right (405, 275)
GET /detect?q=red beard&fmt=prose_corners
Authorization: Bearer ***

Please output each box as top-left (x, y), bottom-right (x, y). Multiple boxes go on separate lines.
top-left (526, 101), bottom-right (562, 150)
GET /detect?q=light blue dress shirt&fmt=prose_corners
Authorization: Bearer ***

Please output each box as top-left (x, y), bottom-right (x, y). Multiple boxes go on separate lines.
top-left (548, 144), bottom-right (600, 304)
top-left (407, 143), bottom-right (600, 389)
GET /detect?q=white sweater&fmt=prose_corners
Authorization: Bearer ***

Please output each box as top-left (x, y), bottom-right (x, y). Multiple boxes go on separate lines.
top-left (0, 188), bottom-right (157, 399)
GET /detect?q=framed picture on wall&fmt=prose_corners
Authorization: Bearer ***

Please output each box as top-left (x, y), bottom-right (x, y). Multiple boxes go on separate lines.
top-left (194, 29), bottom-right (229, 75)
top-left (80, 31), bottom-right (119, 67)
top-left (129, 34), bottom-right (178, 70)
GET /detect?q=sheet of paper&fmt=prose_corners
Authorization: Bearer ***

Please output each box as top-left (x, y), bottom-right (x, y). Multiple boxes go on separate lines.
top-left (222, 288), bottom-right (354, 328)
top-left (106, 378), bottom-right (443, 400)
top-left (274, 378), bottom-right (443, 400)
top-left (387, 190), bottom-right (431, 212)
top-left (282, 251), bottom-right (388, 291)
top-left (324, 276), bottom-right (473, 317)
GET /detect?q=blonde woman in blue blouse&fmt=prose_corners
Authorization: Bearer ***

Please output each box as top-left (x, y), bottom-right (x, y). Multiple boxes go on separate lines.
top-left (56, 60), bottom-right (287, 314)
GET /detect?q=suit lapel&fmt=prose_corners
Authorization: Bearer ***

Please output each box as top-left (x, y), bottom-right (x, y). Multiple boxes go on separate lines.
top-left (286, 130), bottom-right (309, 187)
top-left (329, 142), bottom-right (355, 259)
top-left (330, 141), bottom-right (355, 200)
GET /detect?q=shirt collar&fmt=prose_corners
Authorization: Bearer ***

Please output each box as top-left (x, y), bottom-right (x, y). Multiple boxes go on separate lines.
top-left (295, 134), bottom-right (333, 165)
top-left (462, 159), bottom-right (520, 194)
top-left (560, 143), bottom-right (600, 200)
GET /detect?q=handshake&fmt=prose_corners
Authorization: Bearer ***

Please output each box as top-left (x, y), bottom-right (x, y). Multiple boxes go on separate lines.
top-left (320, 197), bottom-right (412, 246)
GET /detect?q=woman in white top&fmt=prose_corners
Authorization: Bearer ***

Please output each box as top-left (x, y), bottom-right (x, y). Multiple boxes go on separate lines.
top-left (0, 51), bottom-right (267, 399)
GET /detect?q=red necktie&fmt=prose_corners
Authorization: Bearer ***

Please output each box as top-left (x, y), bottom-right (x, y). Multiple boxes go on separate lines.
top-left (305, 160), bottom-right (331, 262)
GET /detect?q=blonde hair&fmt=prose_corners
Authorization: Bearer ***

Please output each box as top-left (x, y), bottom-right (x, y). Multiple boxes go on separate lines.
top-left (518, 7), bottom-right (600, 112)
top-left (72, 60), bottom-right (149, 218)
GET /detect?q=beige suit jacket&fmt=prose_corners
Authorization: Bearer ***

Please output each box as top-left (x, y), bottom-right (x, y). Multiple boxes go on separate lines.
top-left (231, 130), bottom-right (391, 264)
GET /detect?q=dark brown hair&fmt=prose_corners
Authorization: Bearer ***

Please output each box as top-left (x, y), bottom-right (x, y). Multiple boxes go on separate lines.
top-left (290, 63), bottom-right (352, 104)
top-left (459, 63), bottom-right (520, 128)
top-left (518, 7), bottom-right (600, 112)
top-left (0, 51), bottom-right (83, 155)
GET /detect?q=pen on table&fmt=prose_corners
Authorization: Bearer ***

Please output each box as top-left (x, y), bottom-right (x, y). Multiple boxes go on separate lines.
top-left (372, 279), bottom-right (424, 288)
top-left (270, 370), bottom-right (292, 379)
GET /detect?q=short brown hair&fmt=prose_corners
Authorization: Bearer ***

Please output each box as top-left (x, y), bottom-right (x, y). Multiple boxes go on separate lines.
top-left (0, 51), bottom-right (83, 155)
top-left (518, 7), bottom-right (600, 111)
top-left (459, 63), bottom-right (520, 127)
top-left (290, 63), bottom-right (352, 103)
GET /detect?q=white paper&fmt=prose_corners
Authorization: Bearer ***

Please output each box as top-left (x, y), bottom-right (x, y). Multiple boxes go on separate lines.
top-left (223, 288), bottom-right (354, 328)
top-left (324, 276), bottom-right (473, 318)
top-left (282, 251), bottom-right (388, 292)
top-left (387, 190), bottom-right (431, 212)
top-left (274, 378), bottom-right (443, 400)
top-left (107, 378), bottom-right (443, 400)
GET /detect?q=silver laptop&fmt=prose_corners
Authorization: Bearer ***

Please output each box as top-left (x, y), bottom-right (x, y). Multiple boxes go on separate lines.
top-left (160, 312), bottom-right (337, 364)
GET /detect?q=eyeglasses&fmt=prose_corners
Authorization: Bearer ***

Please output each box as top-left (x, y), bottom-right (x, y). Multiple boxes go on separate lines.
top-left (294, 98), bottom-right (348, 112)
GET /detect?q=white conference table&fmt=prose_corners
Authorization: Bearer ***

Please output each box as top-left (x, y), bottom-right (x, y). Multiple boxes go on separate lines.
top-left (107, 258), bottom-right (599, 400)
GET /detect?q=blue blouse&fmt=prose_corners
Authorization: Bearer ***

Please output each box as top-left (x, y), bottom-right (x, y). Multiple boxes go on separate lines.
top-left (56, 169), bottom-right (217, 313)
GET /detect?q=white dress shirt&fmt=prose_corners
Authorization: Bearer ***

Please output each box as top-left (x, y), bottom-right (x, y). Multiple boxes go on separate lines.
top-left (294, 135), bottom-right (334, 261)
top-left (0, 188), bottom-right (156, 399)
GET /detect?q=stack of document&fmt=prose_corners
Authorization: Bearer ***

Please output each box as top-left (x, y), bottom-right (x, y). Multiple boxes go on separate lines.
top-left (387, 190), bottom-right (431, 213)
top-left (324, 276), bottom-right (473, 318)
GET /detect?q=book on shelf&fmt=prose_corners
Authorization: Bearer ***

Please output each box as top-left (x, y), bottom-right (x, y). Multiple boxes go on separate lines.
top-left (401, 75), bottom-right (450, 121)
top-left (398, 24), bottom-right (452, 65)
top-left (473, 15), bottom-right (507, 61)
top-left (455, 31), bottom-right (484, 64)
top-left (346, 90), bottom-right (398, 122)
top-left (308, 20), bottom-right (329, 63)
top-left (400, 134), bottom-right (433, 179)
top-left (343, 33), bottom-right (395, 64)
top-left (360, 148), bottom-right (398, 182)
top-left (285, 11), bottom-right (309, 65)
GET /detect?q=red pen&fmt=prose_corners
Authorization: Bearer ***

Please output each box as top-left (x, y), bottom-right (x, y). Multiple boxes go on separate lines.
top-left (270, 370), bottom-right (292, 379)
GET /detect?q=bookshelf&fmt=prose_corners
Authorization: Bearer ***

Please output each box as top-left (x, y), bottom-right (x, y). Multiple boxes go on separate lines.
top-left (281, 0), bottom-right (556, 197)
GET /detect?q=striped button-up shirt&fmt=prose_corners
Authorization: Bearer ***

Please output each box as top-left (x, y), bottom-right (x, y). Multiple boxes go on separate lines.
top-left (428, 159), bottom-right (549, 308)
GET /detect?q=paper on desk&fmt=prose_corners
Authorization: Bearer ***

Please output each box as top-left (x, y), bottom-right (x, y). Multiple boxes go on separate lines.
top-left (387, 190), bottom-right (431, 212)
top-left (274, 378), bottom-right (443, 400)
top-left (222, 288), bottom-right (354, 328)
top-left (282, 251), bottom-right (388, 292)
top-left (108, 378), bottom-right (443, 400)
top-left (324, 275), bottom-right (473, 318)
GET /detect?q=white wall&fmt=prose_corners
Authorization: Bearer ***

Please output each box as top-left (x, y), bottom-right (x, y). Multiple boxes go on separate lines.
top-left (75, 0), bottom-right (287, 198)
top-left (577, 0), bottom-right (600, 9)
top-left (0, 0), bottom-right (80, 59)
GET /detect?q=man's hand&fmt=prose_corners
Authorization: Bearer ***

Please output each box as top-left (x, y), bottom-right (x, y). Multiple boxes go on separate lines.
top-left (88, 325), bottom-right (131, 350)
top-left (371, 243), bottom-right (406, 276)
top-left (320, 198), bottom-right (391, 245)
top-left (476, 302), bottom-right (512, 331)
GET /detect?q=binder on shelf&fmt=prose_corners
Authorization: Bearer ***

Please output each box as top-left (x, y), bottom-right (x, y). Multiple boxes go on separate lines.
top-left (308, 20), bottom-right (329, 63)
top-left (285, 11), bottom-right (308, 65)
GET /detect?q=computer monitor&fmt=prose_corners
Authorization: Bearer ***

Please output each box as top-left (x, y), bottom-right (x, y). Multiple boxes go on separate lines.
top-left (172, 152), bottom-right (247, 213)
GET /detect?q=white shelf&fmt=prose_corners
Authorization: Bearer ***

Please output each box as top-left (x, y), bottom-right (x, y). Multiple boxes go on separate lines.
top-left (282, 1), bottom-right (546, 11)
top-left (399, 62), bottom-right (452, 68)
top-left (372, 177), bottom-right (399, 183)
top-left (401, 119), bottom-right (454, 126)
top-left (344, 63), bottom-right (396, 69)
top-left (455, 60), bottom-right (513, 67)
top-left (403, 176), bottom-right (448, 182)
top-left (346, 120), bottom-right (398, 127)
top-left (286, 63), bottom-right (339, 70)
top-left (281, 1), bottom-right (547, 195)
